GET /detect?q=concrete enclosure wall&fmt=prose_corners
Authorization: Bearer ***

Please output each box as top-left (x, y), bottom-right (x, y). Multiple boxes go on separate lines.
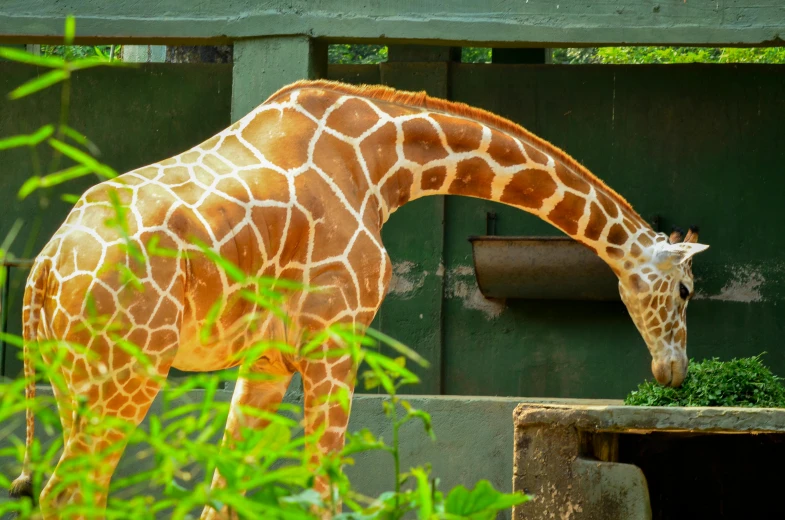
top-left (2, 61), bottom-right (785, 400)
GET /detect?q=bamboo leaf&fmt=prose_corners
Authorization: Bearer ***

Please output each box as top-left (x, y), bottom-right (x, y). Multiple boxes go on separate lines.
top-left (39, 165), bottom-right (93, 188)
top-left (0, 47), bottom-right (66, 68)
top-left (64, 16), bottom-right (76, 46)
top-left (47, 138), bottom-right (118, 178)
top-left (191, 238), bottom-right (247, 284)
top-left (0, 125), bottom-right (54, 150)
top-left (60, 193), bottom-right (81, 204)
top-left (8, 69), bottom-right (69, 99)
top-left (61, 125), bottom-right (101, 156)
top-left (0, 135), bottom-right (35, 151)
top-left (17, 177), bottom-right (41, 200)
top-left (68, 58), bottom-right (117, 71)
top-left (364, 327), bottom-right (429, 368)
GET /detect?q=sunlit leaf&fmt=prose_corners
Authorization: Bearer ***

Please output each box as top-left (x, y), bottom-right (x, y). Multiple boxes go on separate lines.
top-left (0, 125), bottom-right (54, 150)
top-left (61, 125), bottom-right (101, 156)
top-left (17, 177), bottom-right (41, 200)
top-left (364, 327), bottom-right (429, 368)
top-left (200, 298), bottom-right (223, 345)
top-left (64, 16), bottom-right (76, 46)
top-left (8, 69), bottom-right (69, 99)
top-left (60, 193), bottom-right (81, 204)
top-left (191, 238), bottom-right (247, 284)
top-left (410, 467), bottom-right (434, 519)
top-left (0, 47), bottom-right (65, 67)
top-left (445, 480), bottom-right (529, 519)
top-left (39, 164), bottom-right (92, 188)
top-left (146, 235), bottom-right (181, 258)
top-left (47, 138), bottom-right (118, 178)
top-left (0, 218), bottom-right (23, 255)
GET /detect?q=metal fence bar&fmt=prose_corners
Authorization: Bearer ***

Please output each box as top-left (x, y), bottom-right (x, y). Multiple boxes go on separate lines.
top-left (0, 264), bottom-right (9, 377)
top-left (0, 259), bottom-right (33, 378)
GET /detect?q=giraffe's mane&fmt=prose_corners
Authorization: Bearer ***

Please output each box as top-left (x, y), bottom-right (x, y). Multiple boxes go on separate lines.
top-left (265, 79), bottom-right (639, 217)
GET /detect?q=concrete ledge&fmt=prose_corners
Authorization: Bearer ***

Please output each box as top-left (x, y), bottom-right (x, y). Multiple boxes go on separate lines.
top-left (1, 0), bottom-right (785, 46)
top-left (513, 402), bottom-right (785, 434)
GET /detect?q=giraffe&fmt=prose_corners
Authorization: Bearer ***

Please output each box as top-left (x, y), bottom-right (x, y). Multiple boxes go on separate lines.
top-left (8, 79), bottom-right (709, 518)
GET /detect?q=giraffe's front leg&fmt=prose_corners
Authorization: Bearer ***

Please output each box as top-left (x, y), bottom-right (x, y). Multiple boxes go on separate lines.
top-left (300, 350), bottom-right (358, 517)
top-left (200, 355), bottom-right (294, 520)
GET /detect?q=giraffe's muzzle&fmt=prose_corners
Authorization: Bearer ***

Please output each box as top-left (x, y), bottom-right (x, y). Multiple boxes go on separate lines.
top-left (652, 356), bottom-right (688, 387)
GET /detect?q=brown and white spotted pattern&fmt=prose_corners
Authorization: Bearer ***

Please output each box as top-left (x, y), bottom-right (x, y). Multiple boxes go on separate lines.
top-left (11, 79), bottom-right (709, 519)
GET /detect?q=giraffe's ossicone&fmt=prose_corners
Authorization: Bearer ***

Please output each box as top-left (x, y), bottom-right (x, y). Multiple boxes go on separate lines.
top-left (9, 79), bottom-right (709, 518)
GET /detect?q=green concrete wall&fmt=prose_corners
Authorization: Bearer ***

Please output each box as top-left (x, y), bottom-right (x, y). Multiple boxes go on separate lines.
top-left (0, 63), bottom-right (233, 380)
top-left (442, 63), bottom-right (785, 398)
top-left (2, 62), bottom-right (784, 401)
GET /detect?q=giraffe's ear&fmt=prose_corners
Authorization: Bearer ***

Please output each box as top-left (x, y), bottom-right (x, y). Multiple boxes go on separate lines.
top-left (655, 241), bottom-right (710, 269)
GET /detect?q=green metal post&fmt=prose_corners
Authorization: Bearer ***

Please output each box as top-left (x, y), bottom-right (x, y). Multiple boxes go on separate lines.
top-left (231, 36), bottom-right (327, 123)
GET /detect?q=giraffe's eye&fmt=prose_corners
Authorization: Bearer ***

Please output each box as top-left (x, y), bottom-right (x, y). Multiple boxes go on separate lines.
top-left (679, 283), bottom-right (690, 300)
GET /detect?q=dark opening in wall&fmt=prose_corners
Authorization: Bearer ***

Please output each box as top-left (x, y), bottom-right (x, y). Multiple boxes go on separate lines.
top-left (616, 432), bottom-right (785, 519)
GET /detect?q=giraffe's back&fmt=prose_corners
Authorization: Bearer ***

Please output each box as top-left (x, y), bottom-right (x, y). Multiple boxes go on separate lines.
top-left (29, 90), bottom-right (395, 374)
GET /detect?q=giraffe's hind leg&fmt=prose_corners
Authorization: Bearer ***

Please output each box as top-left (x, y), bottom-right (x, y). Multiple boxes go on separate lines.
top-left (39, 359), bottom-right (174, 520)
top-left (200, 352), bottom-right (294, 520)
top-left (38, 314), bottom-right (180, 520)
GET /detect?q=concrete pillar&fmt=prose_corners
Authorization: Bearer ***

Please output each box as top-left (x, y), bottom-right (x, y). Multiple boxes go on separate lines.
top-left (512, 404), bottom-right (651, 519)
top-left (231, 36), bottom-right (327, 123)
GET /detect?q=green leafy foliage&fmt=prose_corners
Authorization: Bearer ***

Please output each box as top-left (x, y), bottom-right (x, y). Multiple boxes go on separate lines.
top-left (552, 46), bottom-right (785, 64)
top-left (444, 480), bottom-right (529, 520)
top-left (40, 44), bottom-right (122, 62)
top-left (461, 48), bottom-right (492, 64)
top-left (625, 354), bottom-right (785, 408)
top-left (328, 44), bottom-right (388, 64)
top-left (327, 43), bottom-right (785, 66)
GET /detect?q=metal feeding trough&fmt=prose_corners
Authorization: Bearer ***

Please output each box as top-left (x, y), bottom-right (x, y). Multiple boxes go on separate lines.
top-left (468, 235), bottom-right (620, 301)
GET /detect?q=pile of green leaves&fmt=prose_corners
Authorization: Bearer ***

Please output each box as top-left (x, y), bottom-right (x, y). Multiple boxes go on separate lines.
top-left (625, 354), bottom-right (785, 408)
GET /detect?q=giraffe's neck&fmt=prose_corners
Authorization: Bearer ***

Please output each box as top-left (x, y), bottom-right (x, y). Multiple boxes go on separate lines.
top-left (262, 82), bottom-right (663, 274)
top-left (385, 110), bottom-right (658, 272)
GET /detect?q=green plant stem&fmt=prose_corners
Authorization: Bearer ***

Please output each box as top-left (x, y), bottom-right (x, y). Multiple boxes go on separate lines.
top-left (390, 395), bottom-right (401, 519)
top-left (49, 75), bottom-right (71, 174)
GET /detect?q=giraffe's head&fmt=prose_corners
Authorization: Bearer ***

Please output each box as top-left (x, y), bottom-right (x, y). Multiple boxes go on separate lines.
top-left (617, 226), bottom-right (709, 387)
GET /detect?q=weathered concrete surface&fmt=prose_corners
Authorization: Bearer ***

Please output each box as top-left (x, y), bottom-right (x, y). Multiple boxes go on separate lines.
top-left (1, 389), bottom-right (594, 519)
top-left (511, 402), bottom-right (785, 519)
top-left (2, 0), bottom-right (785, 46)
top-left (514, 402), bottom-right (785, 434)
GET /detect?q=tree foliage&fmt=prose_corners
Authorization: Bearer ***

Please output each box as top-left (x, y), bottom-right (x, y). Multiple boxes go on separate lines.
top-left (551, 46), bottom-right (785, 64)
top-left (328, 44), bottom-right (388, 65)
top-left (326, 44), bottom-right (785, 65)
